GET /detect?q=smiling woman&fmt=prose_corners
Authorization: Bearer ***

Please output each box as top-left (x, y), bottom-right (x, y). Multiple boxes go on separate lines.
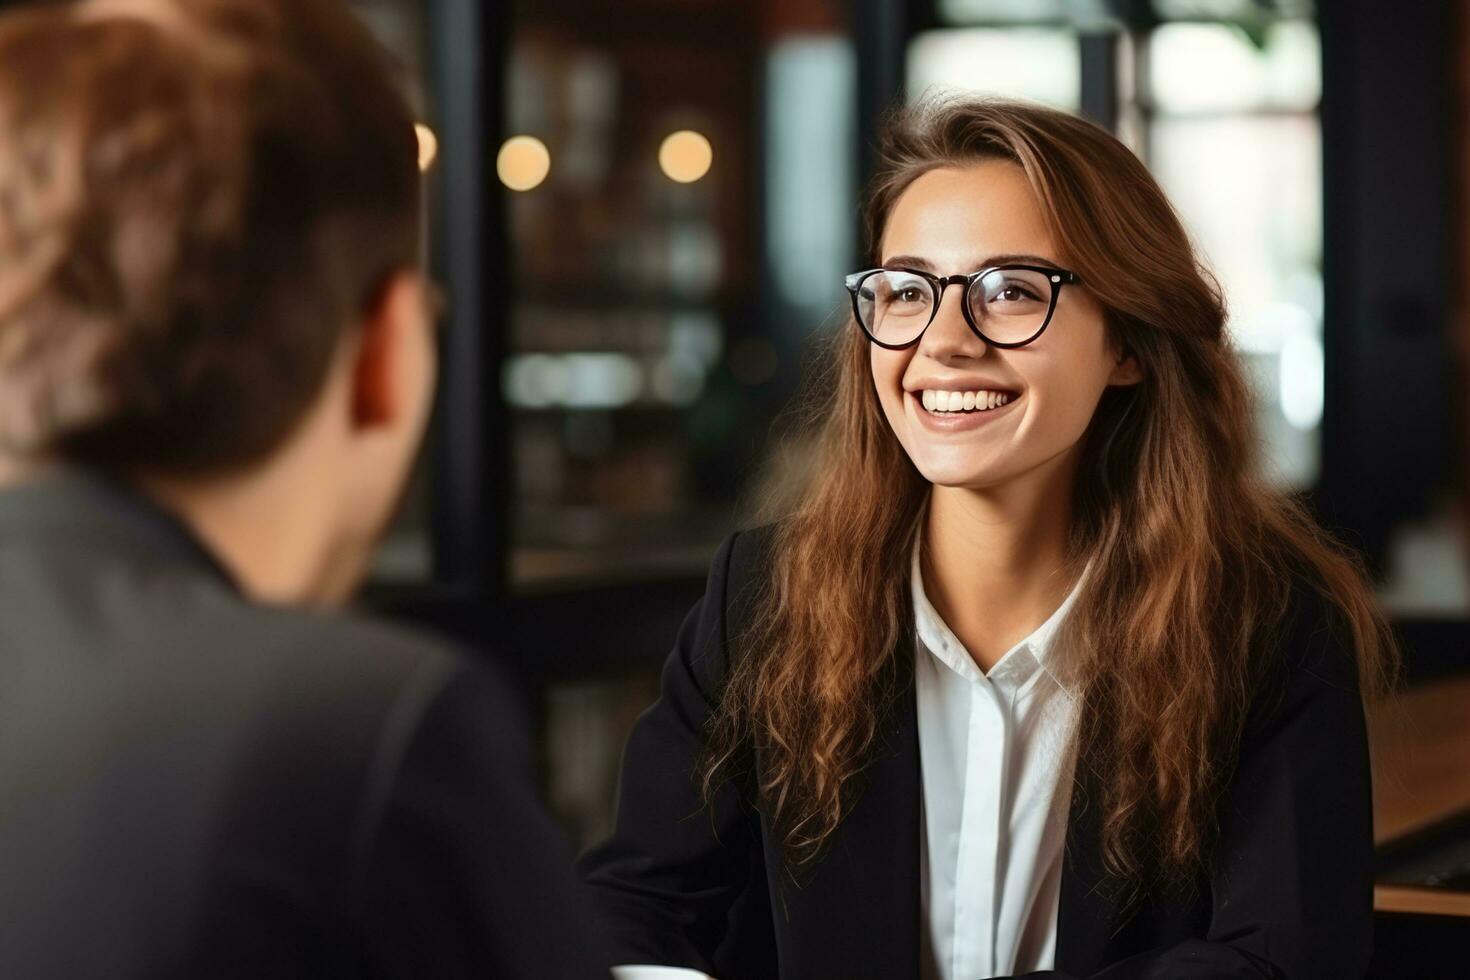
top-left (866, 160), bottom-right (1140, 494)
top-left (580, 97), bottom-right (1400, 980)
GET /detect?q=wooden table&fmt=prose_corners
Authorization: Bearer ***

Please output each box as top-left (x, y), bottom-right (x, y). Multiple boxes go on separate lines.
top-left (1370, 672), bottom-right (1470, 916)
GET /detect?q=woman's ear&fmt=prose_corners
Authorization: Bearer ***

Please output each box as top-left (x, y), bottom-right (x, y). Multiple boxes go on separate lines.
top-left (1109, 344), bottom-right (1144, 387)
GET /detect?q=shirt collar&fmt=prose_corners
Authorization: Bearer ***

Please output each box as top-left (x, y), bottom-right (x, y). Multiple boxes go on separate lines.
top-left (909, 526), bottom-right (1092, 695)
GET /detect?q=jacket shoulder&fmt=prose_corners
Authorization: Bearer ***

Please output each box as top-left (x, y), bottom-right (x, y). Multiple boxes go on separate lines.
top-left (217, 601), bottom-right (465, 704)
top-left (1274, 573), bottom-right (1363, 693)
top-left (724, 522), bottom-right (778, 585)
top-left (1243, 572), bottom-right (1367, 741)
top-left (719, 523), bottom-right (780, 643)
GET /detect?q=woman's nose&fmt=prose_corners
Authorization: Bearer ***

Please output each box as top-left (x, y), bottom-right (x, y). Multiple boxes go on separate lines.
top-left (917, 282), bottom-right (989, 361)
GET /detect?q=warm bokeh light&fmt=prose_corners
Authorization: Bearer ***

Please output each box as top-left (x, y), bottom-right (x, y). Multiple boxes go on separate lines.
top-left (414, 122), bottom-right (438, 172)
top-left (497, 135), bottom-right (551, 191)
top-left (658, 130), bottom-right (713, 184)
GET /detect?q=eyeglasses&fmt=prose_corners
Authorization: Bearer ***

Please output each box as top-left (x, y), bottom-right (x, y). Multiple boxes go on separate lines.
top-left (843, 264), bottom-right (1081, 350)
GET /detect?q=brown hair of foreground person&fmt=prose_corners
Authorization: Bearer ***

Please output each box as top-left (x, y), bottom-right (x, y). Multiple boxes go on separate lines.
top-left (703, 97), bottom-right (1402, 893)
top-left (0, 0), bottom-right (420, 473)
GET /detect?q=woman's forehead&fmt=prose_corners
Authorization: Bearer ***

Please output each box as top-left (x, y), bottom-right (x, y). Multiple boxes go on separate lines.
top-left (880, 162), bottom-right (1057, 268)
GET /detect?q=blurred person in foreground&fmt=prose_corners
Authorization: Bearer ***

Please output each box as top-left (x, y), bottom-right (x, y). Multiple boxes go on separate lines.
top-left (0, 1), bottom-right (606, 977)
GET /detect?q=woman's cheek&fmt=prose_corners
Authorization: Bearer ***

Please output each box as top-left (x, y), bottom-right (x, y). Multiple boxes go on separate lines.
top-left (870, 349), bottom-right (909, 417)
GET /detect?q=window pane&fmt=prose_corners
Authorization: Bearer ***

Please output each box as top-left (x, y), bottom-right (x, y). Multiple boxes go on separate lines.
top-left (766, 37), bottom-right (856, 326)
top-left (502, 6), bottom-right (852, 588)
top-left (1148, 21), bottom-right (1319, 113)
top-left (937, 0), bottom-right (1113, 24)
top-left (1149, 115), bottom-right (1323, 489)
top-left (503, 29), bottom-right (734, 585)
top-left (907, 28), bottom-right (1080, 111)
top-left (1152, 0), bottom-right (1314, 19)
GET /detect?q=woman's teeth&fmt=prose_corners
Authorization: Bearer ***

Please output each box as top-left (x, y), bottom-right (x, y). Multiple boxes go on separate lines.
top-left (920, 389), bottom-right (1014, 414)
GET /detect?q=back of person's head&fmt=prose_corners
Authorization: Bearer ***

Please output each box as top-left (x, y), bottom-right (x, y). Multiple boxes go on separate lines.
top-left (0, 0), bottom-right (422, 474)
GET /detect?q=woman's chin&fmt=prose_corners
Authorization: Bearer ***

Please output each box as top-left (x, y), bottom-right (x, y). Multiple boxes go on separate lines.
top-left (914, 461), bottom-right (1010, 491)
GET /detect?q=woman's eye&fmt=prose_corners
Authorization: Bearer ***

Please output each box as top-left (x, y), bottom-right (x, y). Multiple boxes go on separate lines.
top-left (996, 284), bottom-right (1038, 303)
top-left (897, 287), bottom-right (924, 303)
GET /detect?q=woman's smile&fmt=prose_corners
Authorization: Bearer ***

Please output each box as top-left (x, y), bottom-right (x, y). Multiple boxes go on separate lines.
top-left (908, 388), bottom-right (1023, 433)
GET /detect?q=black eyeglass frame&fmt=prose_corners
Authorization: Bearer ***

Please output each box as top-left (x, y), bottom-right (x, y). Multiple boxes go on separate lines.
top-left (843, 264), bottom-right (1082, 351)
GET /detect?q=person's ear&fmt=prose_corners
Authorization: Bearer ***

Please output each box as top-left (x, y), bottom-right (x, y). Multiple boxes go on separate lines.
top-left (351, 271), bottom-right (426, 429)
top-left (1108, 344), bottom-right (1144, 387)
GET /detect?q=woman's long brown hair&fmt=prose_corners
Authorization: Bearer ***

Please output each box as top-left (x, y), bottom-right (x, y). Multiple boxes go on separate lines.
top-left (702, 97), bottom-right (1400, 890)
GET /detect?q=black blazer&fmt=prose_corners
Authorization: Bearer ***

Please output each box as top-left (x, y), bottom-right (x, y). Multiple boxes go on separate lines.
top-left (0, 471), bottom-right (606, 980)
top-left (579, 527), bottom-right (1375, 979)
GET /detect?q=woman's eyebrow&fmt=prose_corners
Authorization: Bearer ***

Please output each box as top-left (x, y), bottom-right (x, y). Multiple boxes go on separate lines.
top-left (982, 252), bottom-right (1062, 268)
top-left (881, 254), bottom-right (936, 271)
top-left (880, 252), bottom-right (1061, 270)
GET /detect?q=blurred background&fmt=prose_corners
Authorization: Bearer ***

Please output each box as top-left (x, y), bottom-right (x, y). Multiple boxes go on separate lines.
top-left (342, 0), bottom-right (1467, 964)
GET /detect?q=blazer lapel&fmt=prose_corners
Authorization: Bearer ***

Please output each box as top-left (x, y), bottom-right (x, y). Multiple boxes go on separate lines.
top-left (773, 642), bottom-right (921, 980)
top-left (1055, 778), bottom-right (1123, 975)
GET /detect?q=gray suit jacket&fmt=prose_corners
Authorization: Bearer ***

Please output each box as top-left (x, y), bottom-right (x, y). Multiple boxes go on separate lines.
top-left (0, 470), bottom-right (606, 979)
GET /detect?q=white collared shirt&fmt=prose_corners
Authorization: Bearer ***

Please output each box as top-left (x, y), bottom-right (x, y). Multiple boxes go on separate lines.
top-left (913, 537), bottom-right (1085, 980)
top-left (614, 540), bottom-right (1087, 980)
